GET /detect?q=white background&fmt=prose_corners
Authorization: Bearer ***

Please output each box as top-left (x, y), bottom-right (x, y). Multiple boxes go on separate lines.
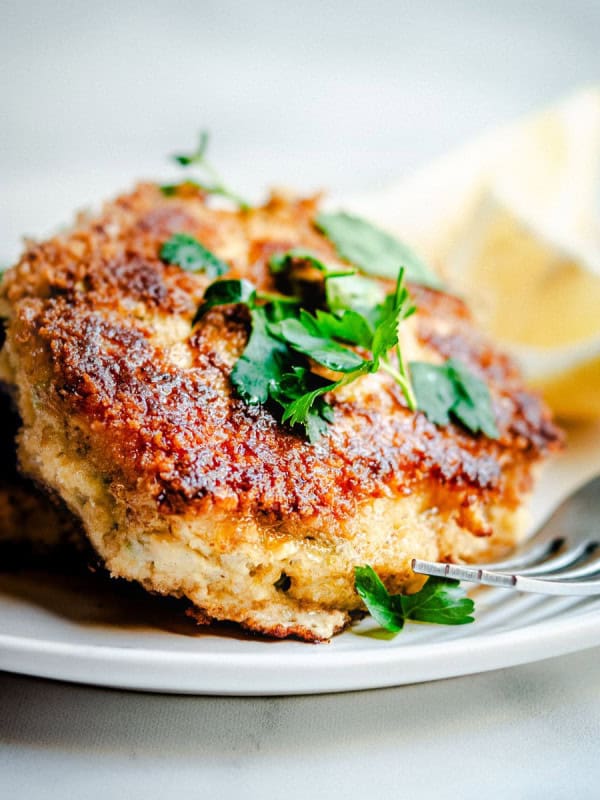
top-left (1, 1), bottom-right (600, 797)
top-left (2, 0), bottom-right (600, 259)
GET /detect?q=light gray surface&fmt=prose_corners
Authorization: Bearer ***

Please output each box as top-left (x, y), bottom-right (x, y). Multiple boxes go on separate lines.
top-left (1, 1), bottom-right (599, 797)
top-left (1, 648), bottom-right (600, 799)
top-left (2, 0), bottom-right (600, 259)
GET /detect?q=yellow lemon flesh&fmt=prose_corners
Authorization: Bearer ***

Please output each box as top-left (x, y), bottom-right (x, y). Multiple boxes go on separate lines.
top-left (346, 88), bottom-right (600, 420)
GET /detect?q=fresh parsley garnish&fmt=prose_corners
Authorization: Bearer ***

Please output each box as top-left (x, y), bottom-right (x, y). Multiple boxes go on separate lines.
top-left (192, 278), bottom-right (256, 325)
top-left (325, 273), bottom-right (385, 315)
top-left (231, 305), bottom-right (292, 405)
top-left (172, 130), bottom-right (211, 168)
top-left (315, 211), bottom-right (441, 288)
top-left (269, 248), bottom-right (354, 279)
top-left (191, 270), bottom-right (499, 442)
top-left (194, 279), bottom-right (300, 408)
top-left (192, 252), bottom-right (498, 442)
top-left (269, 248), bottom-right (327, 275)
top-left (271, 366), bottom-right (337, 443)
top-left (410, 358), bottom-right (499, 438)
top-left (160, 131), bottom-right (250, 210)
top-left (269, 315), bottom-right (366, 373)
top-left (192, 267), bottom-right (417, 441)
top-left (160, 233), bottom-right (230, 278)
top-left (354, 564), bottom-right (475, 633)
top-left (268, 267), bottom-right (418, 426)
top-left (299, 307), bottom-right (374, 349)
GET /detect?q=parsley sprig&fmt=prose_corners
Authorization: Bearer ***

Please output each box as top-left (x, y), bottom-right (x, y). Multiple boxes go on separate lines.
top-left (411, 359), bottom-right (499, 439)
top-left (269, 248), bottom-right (354, 280)
top-left (195, 267), bottom-right (418, 441)
top-left (354, 564), bottom-right (475, 633)
top-left (316, 211), bottom-right (442, 289)
top-left (161, 131), bottom-right (250, 210)
top-left (194, 258), bottom-right (499, 442)
top-left (160, 233), bottom-right (230, 278)
top-left (268, 267), bottom-right (417, 421)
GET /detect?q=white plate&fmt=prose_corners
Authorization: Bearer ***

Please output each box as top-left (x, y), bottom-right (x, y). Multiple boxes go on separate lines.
top-left (0, 424), bottom-right (598, 695)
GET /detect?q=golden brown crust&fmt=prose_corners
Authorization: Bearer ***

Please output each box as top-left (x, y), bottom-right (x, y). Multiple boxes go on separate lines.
top-left (185, 605), bottom-right (346, 643)
top-left (2, 183), bottom-right (561, 528)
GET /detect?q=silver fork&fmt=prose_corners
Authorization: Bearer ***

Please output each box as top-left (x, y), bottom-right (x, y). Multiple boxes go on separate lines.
top-left (412, 475), bottom-right (600, 596)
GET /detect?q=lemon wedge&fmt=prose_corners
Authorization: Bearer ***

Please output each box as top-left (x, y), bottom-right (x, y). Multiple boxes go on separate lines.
top-left (346, 88), bottom-right (600, 419)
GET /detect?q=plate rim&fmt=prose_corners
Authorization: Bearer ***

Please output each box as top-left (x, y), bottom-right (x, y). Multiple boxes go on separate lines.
top-left (2, 600), bottom-right (599, 695)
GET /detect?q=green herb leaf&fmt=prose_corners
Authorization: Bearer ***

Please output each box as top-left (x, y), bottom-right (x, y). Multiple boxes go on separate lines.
top-left (370, 270), bottom-right (416, 365)
top-left (193, 278), bottom-right (256, 324)
top-left (268, 317), bottom-right (366, 373)
top-left (268, 267), bottom-right (418, 430)
top-left (354, 565), bottom-right (405, 632)
top-left (231, 308), bottom-right (290, 405)
top-left (161, 131), bottom-right (250, 210)
top-left (308, 308), bottom-right (374, 349)
top-left (366, 268), bottom-right (417, 409)
top-left (269, 248), bottom-right (325, 275)
top-left (196, 267), bottom-right (419, 442)
top-left (325, 273), bottom-right (385, 314)
top-left (399, 575), bottom-right (475, 625)
top-left (160, 181), bottom-right (200, 197)
top-left (173, 130), bottom-right (210, 167)
top-left (410, 358), bottom-right (499, 438)
top-left (409, 362), bottom-right (454, 426)
top-left (273, 366), bottom-right (337, 443)
top-left (315, 211), bottom-right (441, 288)
top-left (160, 233), bottom-right (229, 278)
top-left (269, 248), bottom-right (356, 279)
top-left (354, 565), bottom-right (475, 633)
top-left (446, 359), bottom-right (499, 439)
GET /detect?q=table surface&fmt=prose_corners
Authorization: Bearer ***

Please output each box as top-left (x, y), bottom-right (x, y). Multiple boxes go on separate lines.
top-left (2, 648), bottom-right (600, 799)
top-left (1, 2), bottom-right (599, 797)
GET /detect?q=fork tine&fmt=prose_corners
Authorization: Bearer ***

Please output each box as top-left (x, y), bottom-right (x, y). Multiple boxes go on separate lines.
top-left (483, 475), bottom-right (600, 572)
top-left (478, 538), bottom-right (563, 571)
top-left (515, 542), bottom-right (598, 576)
top-left (514, 574), bottom-right (600, 596)
top-left (539, 552), bottom-right (600, 581)
top-left (411, 560), bottom-right (517, 588)
top-left (411, 558), bottom-right (600, 596)
top-left (412, 475), bottom-right (600, 598)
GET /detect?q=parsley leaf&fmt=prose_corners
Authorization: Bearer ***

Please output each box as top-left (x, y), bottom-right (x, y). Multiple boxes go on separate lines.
top-left (399, 575), bottom-right (476, 625)
top-left (173, 130), bottom-right (210, 167)
top-left (231, 307), bottom-right (291, 405)
top-left (191, 279), bottom-right (303, 409)
top-left (315, 211), bottom-right (442, 288)
top-left (325, 273), bottom-right (385, 315)
top-left (268, 316), bottom-right (366, 372)
top-left (272, 366), bottom-right (337, 443)
top-left (269, 249), bottom-right (328, 276)
top-left (269, 248), bottom-right (356, 279)
top-left (192, 260), bottom-right (497, 442)
top-left (192, 278), bottom-right (256, 324)
top-left (161, 131), bottom-right (250, 210)
top-left (370, 270), bottom-right (416, 363)
top-left (354, 564), bottom-right (475, 633)
top-left (368, 268), bottom-right (417, 408)
top-left (305, 308), bottom-right (374, 349)
top-left (447, 359), bottom-right (499, 438)
top-left (268, 267), bottom-right (417, 428)
top-left (354, 565), bottom-right (405, 632)
top-left (160, 233), bottom-right (229, 278)
top-left (410, 358), bottom-right (499, 438)
top-left (409, 362), bottom-right (456, 426)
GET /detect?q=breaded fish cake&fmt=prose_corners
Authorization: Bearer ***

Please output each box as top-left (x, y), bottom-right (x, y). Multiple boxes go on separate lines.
top-left (0, 184), bottom-right (561, 640)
